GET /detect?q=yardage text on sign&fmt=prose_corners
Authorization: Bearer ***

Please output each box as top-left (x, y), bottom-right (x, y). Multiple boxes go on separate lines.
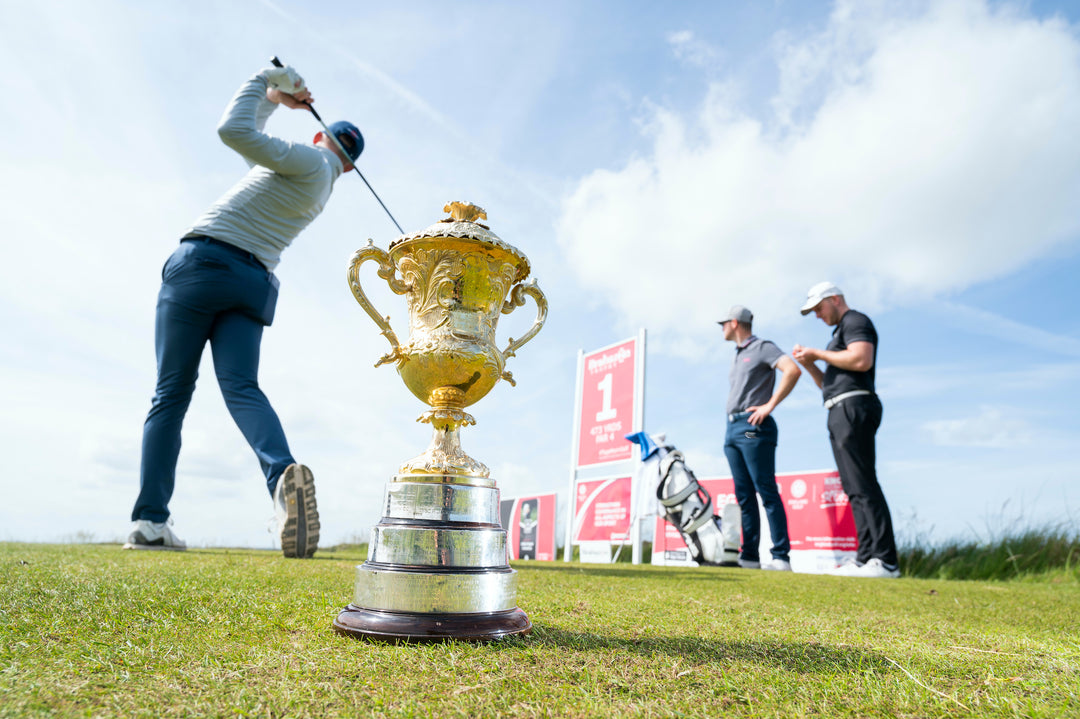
top-left (577, 339), bottom-right (637, 467)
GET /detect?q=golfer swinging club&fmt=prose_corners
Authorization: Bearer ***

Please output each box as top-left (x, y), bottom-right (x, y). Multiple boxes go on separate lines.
top-left (123, 62), bottom-right (364, 557)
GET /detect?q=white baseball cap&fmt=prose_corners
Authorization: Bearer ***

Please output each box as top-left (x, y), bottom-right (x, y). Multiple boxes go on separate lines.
top-left (800, 281), bottom-right (842, 315)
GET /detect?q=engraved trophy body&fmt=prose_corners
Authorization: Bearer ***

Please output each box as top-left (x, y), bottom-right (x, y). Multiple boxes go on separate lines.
top-left (334, 202), bottom-right (547, 641)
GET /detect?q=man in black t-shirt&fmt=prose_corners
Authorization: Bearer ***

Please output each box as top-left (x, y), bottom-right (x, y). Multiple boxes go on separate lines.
top-left (792, 282), bottom-right (899, 578)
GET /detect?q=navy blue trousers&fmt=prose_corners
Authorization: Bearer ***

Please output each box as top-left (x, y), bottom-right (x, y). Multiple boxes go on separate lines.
top-left (131, 238), bottom-right (294, 522)
top-left (723, 414), bottom-right (791, 562)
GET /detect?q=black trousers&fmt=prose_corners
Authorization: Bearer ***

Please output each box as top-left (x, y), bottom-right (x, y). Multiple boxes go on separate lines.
top-left (827, 394), bottom-right (897, 565)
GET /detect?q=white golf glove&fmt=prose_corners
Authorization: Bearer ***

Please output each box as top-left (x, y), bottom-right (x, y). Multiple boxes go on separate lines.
top-left (266, 65), bottom-right (306, 95)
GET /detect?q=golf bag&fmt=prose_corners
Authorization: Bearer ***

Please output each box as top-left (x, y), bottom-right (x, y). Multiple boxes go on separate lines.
top-left (629, 432), bottom-right (740, 566)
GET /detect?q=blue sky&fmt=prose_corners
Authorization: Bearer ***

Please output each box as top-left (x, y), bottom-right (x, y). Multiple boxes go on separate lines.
top-left (1, 0), bottom-right (1078, 548)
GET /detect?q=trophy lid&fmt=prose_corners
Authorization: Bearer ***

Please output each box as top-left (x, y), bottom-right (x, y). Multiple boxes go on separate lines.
top-left (390, 202), bottom-right (530, 282)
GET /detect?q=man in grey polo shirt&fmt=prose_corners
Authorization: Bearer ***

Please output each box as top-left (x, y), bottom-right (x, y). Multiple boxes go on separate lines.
top-left (793, 282), bottom-right (899, 578)
top-left (719, 305), bottom-right (802, 571)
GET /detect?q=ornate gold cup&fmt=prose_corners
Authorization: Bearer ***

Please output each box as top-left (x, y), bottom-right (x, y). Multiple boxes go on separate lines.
top-left (334, 202), bottom-right (547, 641)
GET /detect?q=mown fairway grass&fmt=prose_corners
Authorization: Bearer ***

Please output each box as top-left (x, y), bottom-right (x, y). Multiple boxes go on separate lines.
top-left (1, 543), bottom-right (1077, 718)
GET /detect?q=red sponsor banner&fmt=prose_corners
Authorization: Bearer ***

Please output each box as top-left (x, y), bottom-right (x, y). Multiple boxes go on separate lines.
top-left (652, 471), bottom-right (856, 560)
top-left (572, 476), bottom-right (632, 542)
top-left (577, 339), bottom-right (637, 467)
top-left (780, 470), bottom-right (856, 551)
top-left (501, 493), bottom-right (557, 561)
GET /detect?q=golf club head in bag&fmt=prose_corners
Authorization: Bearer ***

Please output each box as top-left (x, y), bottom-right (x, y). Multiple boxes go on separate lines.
top-left (627, 432), bottom-right (740, 566)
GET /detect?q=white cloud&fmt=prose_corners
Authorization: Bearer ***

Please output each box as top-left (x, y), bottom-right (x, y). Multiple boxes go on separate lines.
top-left (558, 0), bottom-right (1080, 353)
top-left (880, 360), bottom-right (1080, 402)
top-left (921, 405), bottom-right (1034, 447)
top-left (667, 30), bottom-right (722, 69)
top-left (882, 455), bottom-right (1077, 542)
top-left (936, 301), bottom-right (1080, 358)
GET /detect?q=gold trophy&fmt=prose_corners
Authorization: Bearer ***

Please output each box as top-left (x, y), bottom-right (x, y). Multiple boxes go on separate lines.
top-left (334, 201), bottom-right (547, 641)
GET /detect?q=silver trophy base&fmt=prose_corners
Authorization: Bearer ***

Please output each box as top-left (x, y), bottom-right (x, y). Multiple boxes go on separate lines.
top-left (334, 477), bottom-right (531, 642)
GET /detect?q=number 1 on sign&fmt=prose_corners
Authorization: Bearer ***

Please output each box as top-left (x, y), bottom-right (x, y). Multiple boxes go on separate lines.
top-left (595, 373), bottom-right (617, 421)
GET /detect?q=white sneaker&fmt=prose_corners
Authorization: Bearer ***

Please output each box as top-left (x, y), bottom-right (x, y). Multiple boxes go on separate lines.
top-left (855, 558), bottom-right (901, 578)
top-left (273, 463), bottom-right (319, 559)
top-left (737, 558), bottom-right (760, 569)
top-left (828, 557), bottom-right (864, 576)
top-left (123, 518), bottom-right (187, 551)
top-left (762, 558), bottom-right (793, 572)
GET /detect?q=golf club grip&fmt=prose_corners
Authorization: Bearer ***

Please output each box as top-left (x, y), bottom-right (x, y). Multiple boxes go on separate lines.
top-left (268, 56), bottom-right (322, 121)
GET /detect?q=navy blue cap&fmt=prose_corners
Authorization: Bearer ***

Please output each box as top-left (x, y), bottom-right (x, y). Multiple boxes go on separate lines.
top-left (328, 121), bottom-right (364, 161)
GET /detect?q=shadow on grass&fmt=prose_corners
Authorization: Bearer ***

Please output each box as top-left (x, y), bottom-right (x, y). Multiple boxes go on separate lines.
top-left (525, 624), bottom-right (892, 675)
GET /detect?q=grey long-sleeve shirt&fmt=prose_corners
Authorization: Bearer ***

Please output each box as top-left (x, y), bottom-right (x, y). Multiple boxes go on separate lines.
top-left (183, 68), bottom-right (344, 271)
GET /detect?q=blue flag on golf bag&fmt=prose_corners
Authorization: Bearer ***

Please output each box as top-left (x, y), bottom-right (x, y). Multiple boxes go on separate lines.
top-left (627, 432), bottom-right (740, 566)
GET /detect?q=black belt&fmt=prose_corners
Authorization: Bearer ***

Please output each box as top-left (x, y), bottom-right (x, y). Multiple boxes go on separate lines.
top-left (183, 235), bottom-right (265, 268)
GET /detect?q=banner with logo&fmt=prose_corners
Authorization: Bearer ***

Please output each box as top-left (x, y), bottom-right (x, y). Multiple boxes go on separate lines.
top-left (571, 476), bottom-right (632, 543)
top-left (500, 493), bottom-right (557, 561)
top-left (650, 470), bottom-right (856, 573)
top-left (575, 338), bottom-right (640, 468)
top-left (781, 470), bottom-right (857, 554)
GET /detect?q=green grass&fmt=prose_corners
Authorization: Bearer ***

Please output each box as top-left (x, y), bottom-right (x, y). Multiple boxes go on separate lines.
top-left (1, 543), bottom-right (1077, 718)
top-left (899, 526), bottom-right (1080, 582)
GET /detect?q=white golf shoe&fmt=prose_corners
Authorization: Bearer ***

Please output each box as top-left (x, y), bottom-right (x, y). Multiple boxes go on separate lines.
top-left (855, 558), bottom-right (901, 578)
top-left (828, 558), bottom-right (864, 576)
top-left (762, 558), bottom-right (793, 572)
top-left (273, 463), bottom-right (319, 559)
top-left (828, 557), bottom-right (900, 578)
top-left (737, 558), bottom-right (761, 569)
top-left (123, 518), bottom-right (187, 551)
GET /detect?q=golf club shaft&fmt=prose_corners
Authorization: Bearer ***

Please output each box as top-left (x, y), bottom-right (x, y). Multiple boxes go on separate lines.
top-left (270, 56), bottom-right (405, 234)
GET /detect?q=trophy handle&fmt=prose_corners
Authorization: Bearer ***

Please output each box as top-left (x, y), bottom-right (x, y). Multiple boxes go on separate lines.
top-left (498, 280), bottom-right (548, 385)
top-left (348, 240), bottom-right (409, 368)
